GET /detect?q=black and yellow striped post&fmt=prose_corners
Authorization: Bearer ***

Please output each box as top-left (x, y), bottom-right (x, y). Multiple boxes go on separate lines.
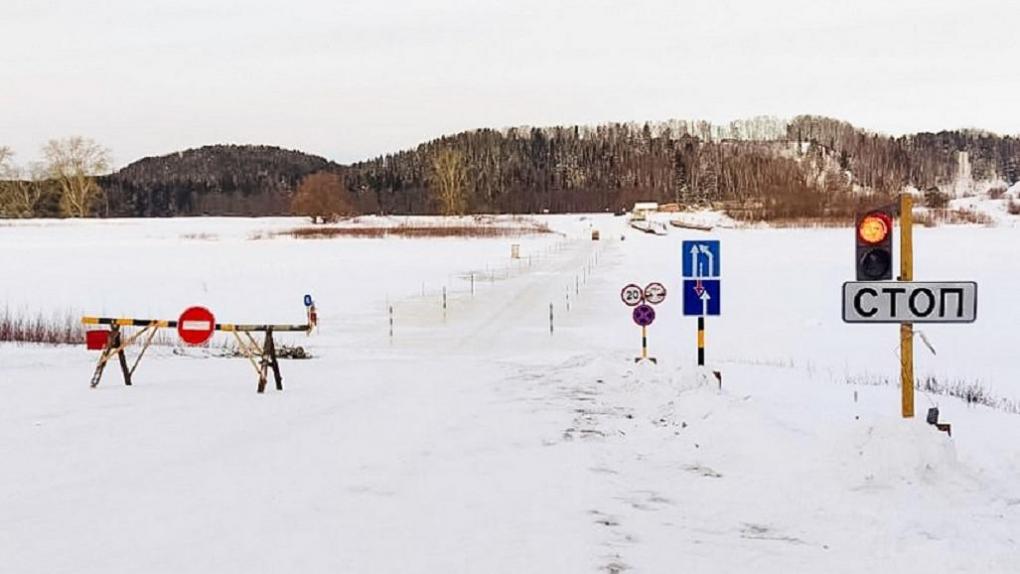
top-left (697, 316), bottom-right (706, 366)
top-left (641, 325), bottom-right (648, 360)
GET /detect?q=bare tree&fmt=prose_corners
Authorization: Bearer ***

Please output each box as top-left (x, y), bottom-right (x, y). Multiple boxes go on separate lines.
top-left (430, 147), bottom-right (468, 215)
top-left (0, 148), bottom-right (44, 218)
top-left (290, 171), bottom-right (356, 223)
top-left (42, 137), bottom-right (111, 217)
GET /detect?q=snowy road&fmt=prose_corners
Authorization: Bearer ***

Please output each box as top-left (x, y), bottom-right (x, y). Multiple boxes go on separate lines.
top-left (1, 215), bottom-right (1019, 572)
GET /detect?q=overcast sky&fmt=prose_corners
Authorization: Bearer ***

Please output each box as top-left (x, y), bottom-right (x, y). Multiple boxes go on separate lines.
top-left (2, 0), bottom-right (1018, 167)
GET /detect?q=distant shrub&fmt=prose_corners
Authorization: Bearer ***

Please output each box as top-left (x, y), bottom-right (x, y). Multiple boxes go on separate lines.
top-left (988, 186), bottom-right (1008, 200)
top-left (0, 308), bottom-right (83, 345)
top-left (914, 207), bottom-right (993, 227)
top-left (0, 307), bottom-right (194, 348)
top-left (923, 188), bottom-right (951, 209)
top-left (282, 220), bottom-right (552, 239)
top-left (1008, 198), bottom-right (1020, 216)
top-left (290, 171), bottom-right (358, 224)
top-left (913, 211), bottom-right (937, 228)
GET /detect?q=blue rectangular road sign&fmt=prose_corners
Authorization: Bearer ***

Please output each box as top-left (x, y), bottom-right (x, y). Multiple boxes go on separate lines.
top-left (682, 240), bottom-right (721, 278)
top-left (683, 280), bottom-right (721, 316)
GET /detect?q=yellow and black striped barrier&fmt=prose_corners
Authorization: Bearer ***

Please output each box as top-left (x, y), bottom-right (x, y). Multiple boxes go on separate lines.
top-left (81, 316), bottom-right (311, 333)
top-left (81, 303), bottom-right (316, 393)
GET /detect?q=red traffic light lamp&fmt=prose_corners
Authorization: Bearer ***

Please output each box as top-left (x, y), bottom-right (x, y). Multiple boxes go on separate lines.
top-left (856, 210), bottom-right (894, 280)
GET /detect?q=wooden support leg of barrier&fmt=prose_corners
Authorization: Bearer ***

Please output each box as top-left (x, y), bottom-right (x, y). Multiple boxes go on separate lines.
top-left (90, 325), bottom-right (119, 388)
top-left (257, 335), bottom-right (269, 394)
top-left (256, 328), bottom-right (282, 393)
top-left (89, 325), bottom-right (160, 389)
top-left (115, 328), bottom-right (132, 386)
top-left (267, 330), bottom-right (283, 391)
top-left (128, 326), bottom-right (158, 379)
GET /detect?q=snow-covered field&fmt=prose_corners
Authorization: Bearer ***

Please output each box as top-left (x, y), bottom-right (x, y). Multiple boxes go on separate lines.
top-left (1, 215), bottom-right (1018, 573)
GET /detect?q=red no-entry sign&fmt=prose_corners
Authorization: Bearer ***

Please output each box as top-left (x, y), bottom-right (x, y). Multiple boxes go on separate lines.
top-left (177, 306), bottom-right (216, 346)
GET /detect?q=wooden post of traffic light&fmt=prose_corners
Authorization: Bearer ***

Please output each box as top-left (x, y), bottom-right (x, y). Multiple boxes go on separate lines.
top-left (900, 193), bottom-right (914, 418)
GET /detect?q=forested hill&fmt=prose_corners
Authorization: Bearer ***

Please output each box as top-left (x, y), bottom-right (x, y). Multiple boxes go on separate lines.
top-left (96, 116), bottom-right (1020, 218)
top-left (100, 145), bottom-right (338, 217)
top-left (348, 116), bottom-right (1020, 219)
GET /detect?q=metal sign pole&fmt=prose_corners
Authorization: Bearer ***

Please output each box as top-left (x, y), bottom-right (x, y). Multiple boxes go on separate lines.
top-left (697, 316), bottom-right (705, 366)
top-left (900, 193), bottom-right (914, 418)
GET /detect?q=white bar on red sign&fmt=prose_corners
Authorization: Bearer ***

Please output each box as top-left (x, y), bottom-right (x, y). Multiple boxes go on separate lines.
top-left (182, 320), bottom-right (213, 331)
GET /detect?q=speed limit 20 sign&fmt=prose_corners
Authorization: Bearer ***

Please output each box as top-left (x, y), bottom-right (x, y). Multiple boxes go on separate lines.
top-left (621, 284), bottom-right (644, 306)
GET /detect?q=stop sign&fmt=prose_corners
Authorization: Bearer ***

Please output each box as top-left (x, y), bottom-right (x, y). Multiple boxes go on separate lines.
top-left (177, 306), bottom-right (216, 346)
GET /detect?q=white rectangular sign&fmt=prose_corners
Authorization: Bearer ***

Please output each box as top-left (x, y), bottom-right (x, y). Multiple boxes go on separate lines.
top-left (843, 281), bottom-right (977, 323)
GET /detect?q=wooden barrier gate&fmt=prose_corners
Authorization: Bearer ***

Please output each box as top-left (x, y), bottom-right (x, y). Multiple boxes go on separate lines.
top-left (82, 300), bottom-right (316, 393)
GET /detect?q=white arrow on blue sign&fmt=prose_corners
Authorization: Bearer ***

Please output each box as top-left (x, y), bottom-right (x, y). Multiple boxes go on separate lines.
top-left (682, 240), bottom-right (720, 278)
top-left (682, 240), bottom-right (721, 315)
top-left (683, 280), bottom-right (720, 316)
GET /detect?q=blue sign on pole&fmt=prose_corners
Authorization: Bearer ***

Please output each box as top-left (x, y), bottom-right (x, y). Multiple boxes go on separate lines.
top-left (682, 280), bottom-right (721, 316)
top-left (682, 240), bottom-right (721, 278)
top-left (682, 240), bottom-right (721, 316)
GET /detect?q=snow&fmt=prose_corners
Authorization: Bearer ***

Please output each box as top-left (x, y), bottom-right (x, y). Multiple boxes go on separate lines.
top-left (1, 215), bottom-right (1019, 572)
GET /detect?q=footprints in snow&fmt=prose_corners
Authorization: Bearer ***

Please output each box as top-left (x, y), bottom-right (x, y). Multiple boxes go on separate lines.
top-left (739, 522), bottom-right (806, 545)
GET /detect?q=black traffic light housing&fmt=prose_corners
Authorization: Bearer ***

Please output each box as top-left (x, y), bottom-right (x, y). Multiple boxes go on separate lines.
top-left (855, 210), bottom-right (894, 280)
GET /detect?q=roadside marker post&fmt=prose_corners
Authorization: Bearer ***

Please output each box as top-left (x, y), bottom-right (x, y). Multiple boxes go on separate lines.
top-left (697, 316), bottom-right (705, 365)
top-left (682, 240), bottom-right (722, 366)
top-left (82, 298), bottom-right (314, 394)
top-left (304, 294), bottom-right (318, 333)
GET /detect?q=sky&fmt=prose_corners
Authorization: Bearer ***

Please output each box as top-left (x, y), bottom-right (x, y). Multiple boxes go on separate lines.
top-left (2, 0), bottom-right (1018, 168)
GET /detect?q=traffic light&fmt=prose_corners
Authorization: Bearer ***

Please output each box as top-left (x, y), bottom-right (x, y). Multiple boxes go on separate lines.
top-left (856, 210), bottom-right (893, 280)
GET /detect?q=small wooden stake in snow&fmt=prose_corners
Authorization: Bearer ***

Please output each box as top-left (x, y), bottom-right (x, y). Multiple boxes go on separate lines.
top-left (389, 305), bottom-right (394, 340)
top-left (549, 303), bottom-right (554, 334)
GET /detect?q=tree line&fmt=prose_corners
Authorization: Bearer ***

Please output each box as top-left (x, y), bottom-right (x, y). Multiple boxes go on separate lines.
top-left (4, 116), bottom-right (1019, 221)
top-left (0, 137), bottom-right (111, 218)
top-left (346, 116), bottom-right (1020, 220)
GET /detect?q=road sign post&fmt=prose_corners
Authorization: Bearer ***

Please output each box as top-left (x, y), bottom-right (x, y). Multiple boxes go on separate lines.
top-left (633, 304), bottom-right (656, 361)
top-left (622, 283), bottom-right (666, 363)
top-left (682, 240), bottom-right (721, 366)
top-left (844, 194), bottom-right (977, 420)
top-left (900, 193), bottom-right (914, 418)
